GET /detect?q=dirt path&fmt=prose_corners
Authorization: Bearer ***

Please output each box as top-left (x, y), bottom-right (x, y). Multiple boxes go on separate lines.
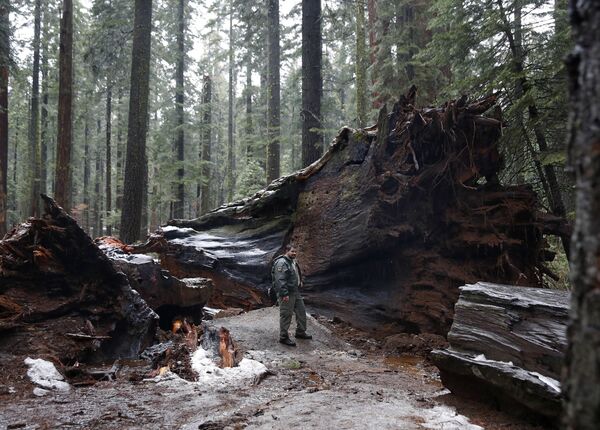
top-left (0, 307), bottom-right (540, 429)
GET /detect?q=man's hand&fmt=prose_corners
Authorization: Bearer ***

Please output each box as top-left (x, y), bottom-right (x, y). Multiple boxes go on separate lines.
top-left (282, 296), bottom-right (289, 302)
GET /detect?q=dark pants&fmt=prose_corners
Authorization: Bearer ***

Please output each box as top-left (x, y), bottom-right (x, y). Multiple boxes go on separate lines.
top-left (279, 292), bottom-right (307, 340)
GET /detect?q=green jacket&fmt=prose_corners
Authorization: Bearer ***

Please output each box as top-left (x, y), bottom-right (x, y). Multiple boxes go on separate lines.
top-left (272, 255), bottom-right (301, 297)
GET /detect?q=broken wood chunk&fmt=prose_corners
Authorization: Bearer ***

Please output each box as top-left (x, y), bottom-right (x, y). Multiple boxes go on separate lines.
top-left (431, 282), bottom-right (569, 424)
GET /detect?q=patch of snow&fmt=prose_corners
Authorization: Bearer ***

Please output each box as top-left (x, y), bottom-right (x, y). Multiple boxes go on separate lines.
top-left (33, 387), bottom-right (50, 397)
top-left (421, 405), bottom-right (484, 430)
top-left (182, 278), bottom-right (209, 288)
top-left (24, 358), bottom-right (70, 393)
top-left (161, 226), bottom-right (197, 234)
top-left (531, 371), bottom-right (561, 393)
top-left (471, 353), bottom-right (513, 366)
top-left (191, 347), bottom-right (267, 387)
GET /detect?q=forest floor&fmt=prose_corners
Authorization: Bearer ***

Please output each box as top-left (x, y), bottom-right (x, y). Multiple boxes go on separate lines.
top-left (0, 307), bottom-right (545, 430)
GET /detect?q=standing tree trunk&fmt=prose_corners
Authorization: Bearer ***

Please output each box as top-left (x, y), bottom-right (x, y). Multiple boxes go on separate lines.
top-left (115, 88), bottom-right (123, 219)
top-left (564, 1), bottom-right (600, 428)
top-left (54, 0), bottom-right (73, 212)
top-left (173, 0), bottom-right (185, 219)
top-left (200, 75), bottom-right (212, 215)
top-left (355, 0), bottom-right (367, 128)
top-left (40, 5), bottom-right (49, 198)
top-left (266, 0), bottom-right (280, 182)
top-left (245, 62), bottom-right (253, 160)
top-left (120, 0), bottom-right (152, 244)
top-left (0, 0), bottom-right (8, 236)
top-left (83, 117), bottom-right (90, 234)
top-left (105, 84), bottom-right (112, 235)
top-left (95, 119), bottom-right (103, 236)
top-left (227, 2), bottom-right (235, 201)
top-left (29, 0), bottom-right (41, 217)
top-left (301, 0), bottom-right (322, 167)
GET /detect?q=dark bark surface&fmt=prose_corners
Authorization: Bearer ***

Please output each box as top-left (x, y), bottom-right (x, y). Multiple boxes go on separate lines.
top-left (29, 0), bottom-right (41, 217)
top-left (200, 76), bottom-right (212, 215)
top-left (431, 282), bottom-right (568, 424)
top-left (564, 0), bottom-right (600, 428)
top-left (120, 0), bottom-right (152, 243)
top-left (105, 85), bottom-right (112, 235)
top-left (0, 0), bottom-right (8, 237)
top-left (144, 89), bottom-right (567, 335)
top-left (0, 196), bottom-right (158, 370)
top-left (54, 0), bottom-right (73, 211)
top-left (266, 0), bottom-right (281, 182)
top-left (301, 0), bottom-right (322, 166)
top-left (173, 0), bottom-right (185, 219)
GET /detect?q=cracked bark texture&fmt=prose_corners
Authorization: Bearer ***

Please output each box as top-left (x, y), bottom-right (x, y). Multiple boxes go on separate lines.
top-left (564, 0), bottom-right (600, 428)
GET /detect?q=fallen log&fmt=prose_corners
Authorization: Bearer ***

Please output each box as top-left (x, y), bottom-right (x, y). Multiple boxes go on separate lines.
top-left (0, 195), bottom-right (158, 372)
top-left (143, 87), bottom-right (568, 335)
top-left (97, 236), bottom-right (213, 330)
top-left (431, 282), bottom-right (569, 424)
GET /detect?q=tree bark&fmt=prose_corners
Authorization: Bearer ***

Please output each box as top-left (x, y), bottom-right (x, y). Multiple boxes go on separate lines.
top-left (83, 118), bottom-right (90, 234)
top-left (301, 0), bottom-right (322, 167)
top-left (105, 84), bottom-right (112, 236)
top-left (200, 75), bottom-right (212, 215)
top-left (115, 88), bottom-right (123, 218)
top-left (54, 0), bottom-right (73, 212)
top-left (40, 4), bottom-right (49, 198)
top-left (120, 0), bottom-right (152, 244)
top-left (0, 0), bottom-right (8, 237)
top-left (227, 2), bottom-right (235, 201)
top-left (355, 0), bottom-right (367, 128)
top-left (29, 0), bottom-right (41, 217)
top-left (564, 0), bottom-right (600, 428)
top-left (173, 0), bottom-right (185, 219)
top-left (266, 0), bottom-right (280, 182)
top-left (95, 119), bottom-right (103, 237)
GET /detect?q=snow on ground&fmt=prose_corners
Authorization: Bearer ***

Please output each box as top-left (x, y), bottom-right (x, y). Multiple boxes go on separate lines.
top-left (191, 347), bottom-right (268, 387)
top-left (24, 357), bottom-right (70, 396)
top-left (422, 404), bottom-right (484, 430)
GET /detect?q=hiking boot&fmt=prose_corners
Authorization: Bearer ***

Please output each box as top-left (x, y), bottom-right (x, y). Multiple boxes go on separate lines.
top-left (280, 337), bottom-right (296, 346)
top-left (295, 333), bottom-right (313, 340)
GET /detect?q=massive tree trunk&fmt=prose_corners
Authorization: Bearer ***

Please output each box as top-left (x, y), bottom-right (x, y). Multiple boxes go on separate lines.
top-left (301, 0), bottom-right (322, 167)
top-left (173, 0), bottom-right (185, 219)
top-left (120, 0), bottom-right (152, 244)
top-left (0, 0), bottom-right (7, 237)
top-left (355, 0), bottom-right (367, 128)
top-left (142, 89), bottom-right (567, 335)
top-left (564, 1), bottom-right (600, 428)
top-left (54, 0), bottom-right (73, 212)
top-left (266, 0), bottom-right (280, 183)
top-left (200, 75), bottom-right (212, 215)
top-left (29, 0), bottom-right (41, 217)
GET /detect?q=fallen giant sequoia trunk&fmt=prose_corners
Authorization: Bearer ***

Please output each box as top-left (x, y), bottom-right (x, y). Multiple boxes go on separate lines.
top-left (145, 88), bottom-right (567, 335)
top-left (0, 196), bottom-right (158, 366)
top-left (431, 282), bottom-right (569, 424)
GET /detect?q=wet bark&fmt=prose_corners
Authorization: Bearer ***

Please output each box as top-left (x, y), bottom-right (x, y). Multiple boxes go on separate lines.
top-left (301, 0), bottom-right (322, 166)
top-left (266, 0), bottom-right (280, 183)
top-left (564, 0), bottom-right (600, 428)
top-left (54, 0), bottom-right (73, 211)
top-left (120, 0), bottom-right (152, 243)
top-left (0, 0), bottom-right (8, 237)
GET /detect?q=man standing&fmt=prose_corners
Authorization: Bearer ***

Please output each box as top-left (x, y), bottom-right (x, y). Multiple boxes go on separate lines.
top-left (272, 244), bottom-right (312, 346)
